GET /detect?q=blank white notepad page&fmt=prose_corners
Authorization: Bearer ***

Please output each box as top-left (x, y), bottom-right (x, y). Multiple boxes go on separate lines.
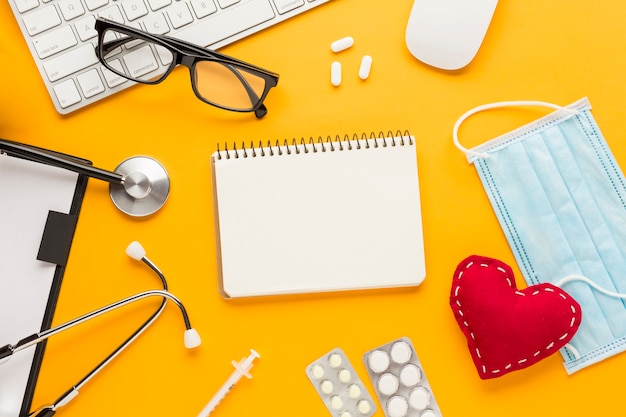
top-left (211, 134), bottom-right (425, 298)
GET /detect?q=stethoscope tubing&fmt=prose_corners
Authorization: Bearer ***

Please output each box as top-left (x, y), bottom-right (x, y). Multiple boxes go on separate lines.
top-left (26, 256), bottom-right (183, 416)
top-left (71, 257), bottom-right (168, 391)
top-left (16, 289), bottom-right (191, 354)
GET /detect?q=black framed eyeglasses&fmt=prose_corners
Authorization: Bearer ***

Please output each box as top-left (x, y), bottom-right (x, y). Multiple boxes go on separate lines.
top-left (94, 18), bottom-right (279, 118)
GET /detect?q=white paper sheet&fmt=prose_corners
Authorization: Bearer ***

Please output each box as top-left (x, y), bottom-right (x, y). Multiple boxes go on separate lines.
top-left (0, 154), bottom-right (78, 417)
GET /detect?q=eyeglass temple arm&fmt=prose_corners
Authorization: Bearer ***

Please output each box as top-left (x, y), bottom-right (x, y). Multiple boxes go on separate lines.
top-left (0, 139), bottom-right (124, 184)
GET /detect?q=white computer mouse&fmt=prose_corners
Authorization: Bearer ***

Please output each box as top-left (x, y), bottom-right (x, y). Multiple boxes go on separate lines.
top-left (405, 0), bottom-right (498, 70)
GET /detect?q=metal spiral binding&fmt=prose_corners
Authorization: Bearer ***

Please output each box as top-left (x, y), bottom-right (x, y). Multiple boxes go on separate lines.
top-left (215, 130), bottom-right (413, 160)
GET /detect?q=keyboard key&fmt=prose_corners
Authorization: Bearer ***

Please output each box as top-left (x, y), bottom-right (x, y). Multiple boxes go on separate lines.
top-left (74, 15), bottom-right (97, 41)
top-left (22, 5), bottom-right (61, 36)
top-left (53, 79), bottom-right (82, 108)
top-left (58, 0), bottom-right (86, 20)
top-left (43, 43), bottom-right (99, 82)
top-left (175, 0), bottom-right (275, 47)
top-left (190, 0), bottom-right (217, 19)
top-left (14, 0), bottom-right (40, 14)
top-left (98, 4), bottom-right (124, 22)
top-left (33, 25), bottom-right (77, 59)
top-left (142, 12), bottom-right (170, 34)
top-left (101, 62), bottom-right (129, 87)
top-left (122, 0), bottom-right (149, 21)
top-left (122, 44), bottom-right (159, 78)
top-left (272, 0), bottom-right (304, 14)
top-left (77, 68), bottom-right (105, 98)
top-left (167, 2), bottom-right (194, 29)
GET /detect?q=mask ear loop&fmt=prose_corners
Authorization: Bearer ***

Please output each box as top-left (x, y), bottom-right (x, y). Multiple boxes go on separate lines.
top-left (452, 100), bottom-right (581, 160)
top-left (554, 274), bottom-right (626, 361)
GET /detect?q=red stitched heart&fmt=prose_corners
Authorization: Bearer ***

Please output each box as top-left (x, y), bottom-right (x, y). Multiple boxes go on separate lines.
top-left (450, 255), bottom-right (581, 379)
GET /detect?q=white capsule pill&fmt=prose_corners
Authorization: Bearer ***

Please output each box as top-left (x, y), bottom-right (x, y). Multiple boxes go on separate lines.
top-left (331, 61), bottom-right (342, 87)
top-left (359, 55), bottom-right (373, 80)
top-left (331, 36), bottom-right (354, 52)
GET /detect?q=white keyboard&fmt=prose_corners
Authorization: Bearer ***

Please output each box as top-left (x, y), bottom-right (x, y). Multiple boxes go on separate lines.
top-left (8, 0), bottom-right (330, 114)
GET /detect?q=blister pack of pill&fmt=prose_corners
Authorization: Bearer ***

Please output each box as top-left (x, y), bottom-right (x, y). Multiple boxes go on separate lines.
top-left (306, 348), bottom-right (377, 417)
top-left (363, 337), bottom-right (442, 417)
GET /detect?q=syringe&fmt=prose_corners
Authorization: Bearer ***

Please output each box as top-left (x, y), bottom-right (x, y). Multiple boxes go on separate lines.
top-left (196, 349), bottom-right (260, 417)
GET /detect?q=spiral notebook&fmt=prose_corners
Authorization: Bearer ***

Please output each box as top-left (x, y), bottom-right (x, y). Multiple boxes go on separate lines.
top-left (210, 131), bottom-right (426, 298)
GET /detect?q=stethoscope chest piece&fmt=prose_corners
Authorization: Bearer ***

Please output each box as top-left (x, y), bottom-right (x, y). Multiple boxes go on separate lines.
top-left (110, 156), bottom-right (170, 217)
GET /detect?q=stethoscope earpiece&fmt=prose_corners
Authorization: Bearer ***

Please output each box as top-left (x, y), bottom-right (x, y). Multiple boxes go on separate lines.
top-left (110, 156), bottom-right (170, 217)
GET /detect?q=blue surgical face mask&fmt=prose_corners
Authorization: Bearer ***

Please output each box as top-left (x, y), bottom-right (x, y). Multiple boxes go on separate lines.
top-left (453, 98), bottom-right (626, 374)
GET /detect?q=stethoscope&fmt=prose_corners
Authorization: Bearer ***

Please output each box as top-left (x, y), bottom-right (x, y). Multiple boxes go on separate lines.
top-left (0, 138), bottom-right (170, 217)
top-left (0, 242), bottom-right (201, 416)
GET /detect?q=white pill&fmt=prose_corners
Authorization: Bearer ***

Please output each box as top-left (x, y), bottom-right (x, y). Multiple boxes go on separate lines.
top-left (330, 395), bottom-right (344, 410)
top-left (359, 55), bottom-right (373, 80)
top-left (390, 341), bottom-right (412, 364)
top-left (367, 350), bottom-right (390, 373)
top-left (338, 368), bottom-right (352, 383)
top-left (357, 400), bottom-right (372, 415)
top-left (421, 411), bottom-right (437, 417)
top-left (386, 396), bottom-right (409, 417)
top-left (347, 383), bottom-right (362, 399)
top-left (409, 387), bottom-right (430, 410)
top-left (400, 364), bottom-right (421, 387)
top-left (331, 61), bottom-right (342, 86)
top-left (340, 412), bottom-right (353, 417)
top-left (328, 353), bottom-right (343, 368)
top-left (378, 373), bottom-right (399, 396)
top-left (311, 364), bottom-right (325, 379)
top-left (320, 380), bottom-right (334, 394)
top-left (331, 36), bottom-right (354, 52)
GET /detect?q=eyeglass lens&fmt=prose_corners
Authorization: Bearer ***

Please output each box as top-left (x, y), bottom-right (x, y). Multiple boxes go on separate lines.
top-left (100, 27), bottom-right (268, 112)
top-left (100, 28), bottom-right (173, 83)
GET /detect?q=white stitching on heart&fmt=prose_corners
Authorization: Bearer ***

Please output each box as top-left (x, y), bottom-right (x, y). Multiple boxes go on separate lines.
top-left (452, 258), bottom-right (580, 377)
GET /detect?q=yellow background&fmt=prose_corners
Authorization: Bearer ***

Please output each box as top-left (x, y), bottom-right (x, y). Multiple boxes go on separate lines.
top-left (2, 0), bottom-right (626, 416)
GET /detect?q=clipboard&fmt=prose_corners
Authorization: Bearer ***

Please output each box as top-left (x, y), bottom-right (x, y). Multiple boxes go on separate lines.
top-left (0, 149), bottom-right (88, 417)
